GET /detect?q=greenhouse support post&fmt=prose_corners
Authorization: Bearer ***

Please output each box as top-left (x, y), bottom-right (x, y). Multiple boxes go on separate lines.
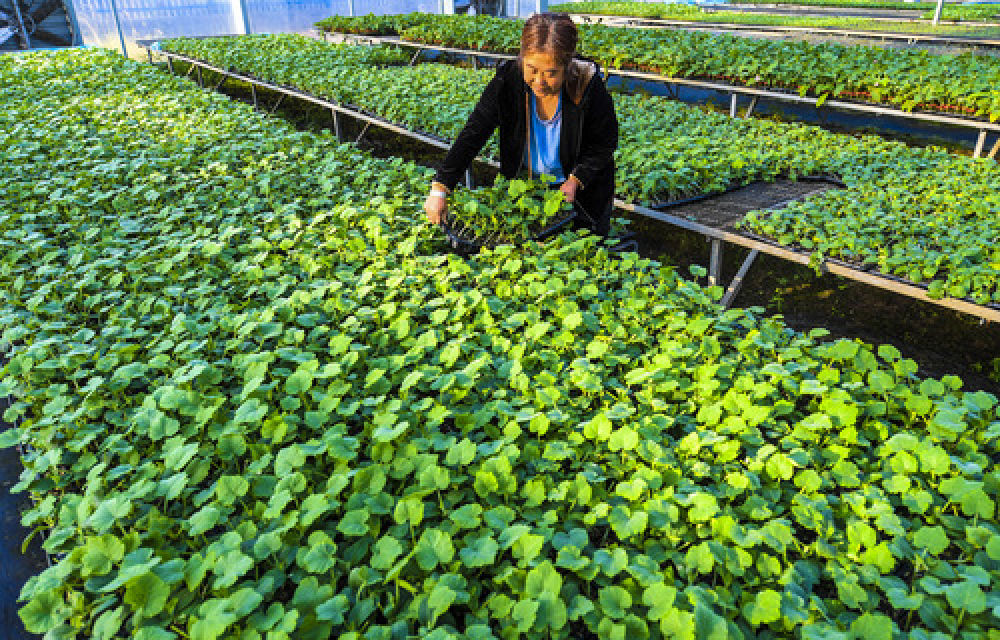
top-left (348, 0), bottom-right (354, 17)
top-left (331, 108), bottom-right (343, 141)
top-left (9, 0), bottom-right (30, 48)
top-left (108, 0), bottom-right (127, 56)
top-left (932, 0), bottom-right (944, 25)
top-left (232, 0), bottom-right (250, 34)
top-left (534, 0), bottom-right (547, 13)
top-left (708, 239), bottom-right (722, 287)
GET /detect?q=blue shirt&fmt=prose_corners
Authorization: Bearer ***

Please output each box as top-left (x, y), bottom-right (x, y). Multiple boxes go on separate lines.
top-left (525, 92), bottom-right (565, 183)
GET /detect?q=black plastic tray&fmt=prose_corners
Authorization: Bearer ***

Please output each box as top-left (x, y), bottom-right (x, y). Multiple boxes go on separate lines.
top-left (441, 209), bottom-right (579, 253)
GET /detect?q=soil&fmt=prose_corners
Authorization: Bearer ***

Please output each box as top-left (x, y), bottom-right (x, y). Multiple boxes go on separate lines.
top-left (0, 393), bottom-right (47, 640)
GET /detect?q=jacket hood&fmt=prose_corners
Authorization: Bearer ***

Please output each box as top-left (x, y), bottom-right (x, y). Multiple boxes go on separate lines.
top-left (564, 57), bottom-right (599, 106)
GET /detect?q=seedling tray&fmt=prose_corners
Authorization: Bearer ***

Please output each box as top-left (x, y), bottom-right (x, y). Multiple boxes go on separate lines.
top-left (646, 173), bottom-right (847, 211)
top-left (441, 208), bottom-right (579, 252)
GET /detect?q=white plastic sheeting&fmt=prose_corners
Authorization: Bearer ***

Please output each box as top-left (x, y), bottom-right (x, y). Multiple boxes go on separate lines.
top-left (73, 0), bottom-right (441, 55)
top-left (506, 0), bottom-right (549, 17)
top-left (71, 0), bottom-right (706, 57)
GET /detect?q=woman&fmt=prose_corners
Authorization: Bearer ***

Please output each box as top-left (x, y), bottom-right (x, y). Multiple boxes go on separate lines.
top-left (424, 12), bottom-right (618, 236)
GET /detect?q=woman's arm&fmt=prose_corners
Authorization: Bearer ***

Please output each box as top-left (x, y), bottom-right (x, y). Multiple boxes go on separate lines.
top-left (567, 77), bottom-right (618, 190)
top-left (432, 65), bottom-right (507, 191)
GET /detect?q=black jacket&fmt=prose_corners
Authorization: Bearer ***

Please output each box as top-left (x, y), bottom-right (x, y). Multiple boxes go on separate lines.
top-left (434, 56), bottom-right (619, 235)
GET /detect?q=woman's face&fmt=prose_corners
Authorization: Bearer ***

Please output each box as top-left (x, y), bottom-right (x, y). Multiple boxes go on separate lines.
top-left (522, 52), bottom-right (565, 99)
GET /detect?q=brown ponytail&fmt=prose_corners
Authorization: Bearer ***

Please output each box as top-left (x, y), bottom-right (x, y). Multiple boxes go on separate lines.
top-left (519, 12), bottom-right (578, 68)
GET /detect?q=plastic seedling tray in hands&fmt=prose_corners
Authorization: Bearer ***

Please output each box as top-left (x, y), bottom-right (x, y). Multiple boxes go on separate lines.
top-left (441, 176), bottom-right (577, 251)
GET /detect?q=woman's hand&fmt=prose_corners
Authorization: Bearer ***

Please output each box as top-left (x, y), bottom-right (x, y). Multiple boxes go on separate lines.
top-left (560, 176), bottom-right (581, 203)
top-left (424, 192), bottom-right (448, 225)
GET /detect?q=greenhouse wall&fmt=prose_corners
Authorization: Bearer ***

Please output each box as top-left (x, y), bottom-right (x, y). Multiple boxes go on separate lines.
top-left (73, 0), bottom-right (444, 55)
top-left (72, 0), bottom-right (563, 55)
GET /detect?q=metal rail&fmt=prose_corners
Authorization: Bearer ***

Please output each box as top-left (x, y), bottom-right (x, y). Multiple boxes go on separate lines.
top-left (145, 45), bottom-right (1000, 323)
top-left (571, 12), bottom-right (1000, 47)
top-left (324, 32), bottom-right (1000, 154)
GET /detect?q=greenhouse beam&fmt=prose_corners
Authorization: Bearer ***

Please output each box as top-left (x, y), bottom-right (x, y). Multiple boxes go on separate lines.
top-left (233, 0), bottom-right (250, 34)
top-left (932, 0), bottom-right (945, 26)
top-left (108, 0), bottom-right (127, 56)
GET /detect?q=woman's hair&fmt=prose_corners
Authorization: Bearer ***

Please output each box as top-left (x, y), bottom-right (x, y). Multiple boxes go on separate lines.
top-left (520, 13), bottom-right (578, 67)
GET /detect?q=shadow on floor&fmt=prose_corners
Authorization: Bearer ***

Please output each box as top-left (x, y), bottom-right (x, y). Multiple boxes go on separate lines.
top-left (0, 395), bottom-right (46, 640)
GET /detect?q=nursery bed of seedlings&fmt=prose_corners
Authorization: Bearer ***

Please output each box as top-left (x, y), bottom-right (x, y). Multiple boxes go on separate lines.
top-left (162, 35), bottom-right (1000, 309)
top-left (315, 13), bottom-right (1000, 123)
top-left (3, 47), bottom-right (1000, 640)
top-left (318, 27), bottom-right (1000, 157)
